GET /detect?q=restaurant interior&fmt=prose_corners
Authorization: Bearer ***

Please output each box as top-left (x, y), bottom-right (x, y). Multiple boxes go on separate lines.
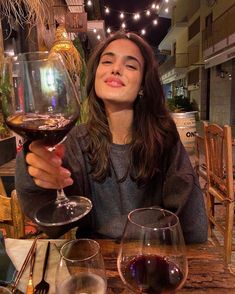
top-left (0, 0), bottom-right (235, 293)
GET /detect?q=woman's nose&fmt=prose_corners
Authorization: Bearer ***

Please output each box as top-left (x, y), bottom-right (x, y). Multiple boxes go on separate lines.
top-left (111, 61), bottom-right (123, 75)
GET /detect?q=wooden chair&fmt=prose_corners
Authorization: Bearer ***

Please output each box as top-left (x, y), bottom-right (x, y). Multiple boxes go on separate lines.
top-left (203, 122), bottom-right (234, 263)
top-left (194, 134), bottom-right (207, 192)
top-left (0, 189), bottom-right (25, 238)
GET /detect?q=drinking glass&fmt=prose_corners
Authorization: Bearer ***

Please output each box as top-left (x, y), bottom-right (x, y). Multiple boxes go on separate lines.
top-left (56, 239), bottom-right (107, 294)
top-left (117, 207), bottom-right (188, 293)
top-left (0, 52), bottom-right (92, 226)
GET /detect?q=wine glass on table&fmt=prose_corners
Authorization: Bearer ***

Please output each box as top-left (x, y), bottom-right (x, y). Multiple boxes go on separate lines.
top-left (56, 239), bottom-right (107, 294)
top-left (1, 52), bottom-right (92, 227)
top-left (117, 207), bottom-right (188, 294)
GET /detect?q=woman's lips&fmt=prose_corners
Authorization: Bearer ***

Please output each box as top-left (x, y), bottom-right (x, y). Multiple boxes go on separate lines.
top-left (105, 77), bottom-right (125, 87)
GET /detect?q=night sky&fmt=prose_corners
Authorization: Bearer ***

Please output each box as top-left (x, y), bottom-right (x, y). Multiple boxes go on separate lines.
top-left (100, 0), bottom-right (171, 48)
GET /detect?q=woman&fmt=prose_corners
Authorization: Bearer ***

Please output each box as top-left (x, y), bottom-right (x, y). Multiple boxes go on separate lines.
top-left (15, 32), bottom-right (208, 243)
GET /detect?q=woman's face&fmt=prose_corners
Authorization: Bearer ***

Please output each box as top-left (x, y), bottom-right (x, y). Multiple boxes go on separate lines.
top-left (95, 39), bottom-right (144, 109)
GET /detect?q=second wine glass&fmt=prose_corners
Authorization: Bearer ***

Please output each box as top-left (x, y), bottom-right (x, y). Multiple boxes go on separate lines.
top-left (56, 239), bottom-right (107, 294)
top-left (1, 52), bottom-right (92, 227)
top-left (117, 207), bottom-right (188, 294)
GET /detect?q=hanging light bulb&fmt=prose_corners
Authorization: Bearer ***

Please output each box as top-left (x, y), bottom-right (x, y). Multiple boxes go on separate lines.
top-left (120, 12), bottom-right (124, 19)
top-left (97, 34), bottom-right (101, 40)
top-left (105, 7), bottom-right (110, 14)
top-left (165, 0), bottom-right (169, 2)
top-left (87, 0), bottom-right (92, 6)
top-left (107, 27), bottom-right (111, 33)
top-left (156, 4), bottom-right (160, 10)
top-left (146, 10), bottom-right (151, 16)
top-left (153, 19), bottom-right (158, 25)
top-left (141, 29), bottom-right (146, 35)
top-left (133, 13), bottom-right (140, 20)
top-left (121, 22), bottom-right (126, 29)
top-left (165, 7), bottom-right (169, 13)
top-left (151, 3), bottom-right (156, 9)
top-left (93, 28), bottom-right (97, 33)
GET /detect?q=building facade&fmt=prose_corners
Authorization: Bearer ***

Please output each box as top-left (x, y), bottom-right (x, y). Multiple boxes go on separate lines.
top-left (159, 0), bottom-right (235, 126)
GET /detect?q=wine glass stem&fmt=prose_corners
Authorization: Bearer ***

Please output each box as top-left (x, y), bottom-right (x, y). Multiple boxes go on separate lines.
top-left (56, 188), bottom-right (69, 204)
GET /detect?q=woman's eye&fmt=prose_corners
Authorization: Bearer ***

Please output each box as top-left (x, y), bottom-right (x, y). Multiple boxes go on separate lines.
top-left (126, 64), bottom-right (137, 70)
top-left (101, 60), bottom-right (112, 64)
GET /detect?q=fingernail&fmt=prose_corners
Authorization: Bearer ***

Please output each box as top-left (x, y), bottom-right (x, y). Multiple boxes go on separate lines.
top-left (60, 169), bottom-right (71, 177)
top-left (52, 157), bottom-right (62, 166)
top-left (64, 178), bottom-right (73, 186)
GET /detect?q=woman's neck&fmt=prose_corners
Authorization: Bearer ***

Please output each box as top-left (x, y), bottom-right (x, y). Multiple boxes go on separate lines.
top-left (106, 108), bottom-right (133, 145)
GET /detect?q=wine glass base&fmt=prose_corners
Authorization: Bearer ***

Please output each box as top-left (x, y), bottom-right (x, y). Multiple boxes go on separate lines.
top-left (34, 196), bottom-right (92, 227)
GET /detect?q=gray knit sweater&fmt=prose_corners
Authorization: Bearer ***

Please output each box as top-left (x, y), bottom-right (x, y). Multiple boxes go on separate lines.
top-left (15, 124), bottom-right (208, 243)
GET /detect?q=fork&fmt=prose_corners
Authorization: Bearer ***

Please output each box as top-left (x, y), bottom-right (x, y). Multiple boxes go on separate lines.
top-left (34, 241), bottom-right (50, 294)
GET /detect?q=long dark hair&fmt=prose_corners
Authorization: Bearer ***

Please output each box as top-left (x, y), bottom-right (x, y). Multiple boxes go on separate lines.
top-left (86, 31), bottom-right (178, 187)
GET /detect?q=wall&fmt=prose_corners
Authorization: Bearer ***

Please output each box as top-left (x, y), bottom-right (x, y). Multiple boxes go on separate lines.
top-left (210, 60), bottom-right (232, 124)
top-left (213, 0), bottom-right (235, 20)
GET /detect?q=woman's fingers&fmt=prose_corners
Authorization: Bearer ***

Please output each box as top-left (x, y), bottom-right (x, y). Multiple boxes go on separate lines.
top-left (28, 141), bottom-right (62, 167)
top-left (26, 141), bottom-right (73, 189)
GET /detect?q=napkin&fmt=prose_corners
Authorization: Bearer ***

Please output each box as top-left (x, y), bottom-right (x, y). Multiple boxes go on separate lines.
top-left (0, 234), bottom-right (17, 286)
top-left (5, 239), bottom-right (65, 294)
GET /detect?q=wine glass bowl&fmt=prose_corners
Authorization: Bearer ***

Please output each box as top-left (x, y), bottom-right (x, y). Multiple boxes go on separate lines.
top-left (117, 207), bottom-right (188, 294)
top-left (56, 239), bottom-right (107, 294)
top-left (1, 51), bottom-right (79, 146)
top-left (1, 51), bottom-right (92, 227)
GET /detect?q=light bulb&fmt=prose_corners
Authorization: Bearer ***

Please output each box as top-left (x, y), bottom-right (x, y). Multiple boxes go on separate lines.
top-left (141, 29), bottom-right (146, 35)
top-left (152, 3), bottom-right (156, 9)
top-left (97, 35), bottom-right (101, 40)
top-left (121, 22), bottom-right (126, 28)
top-left (120, 12), bottom-right (124, 19)
top-left (153, 19), bottom-right (158, 25)
top-left (107, 27), bottom-right (111, 33)
top-left (87, 0), bottom-right (92, 6)
top-left (165, 7), bottom-right (169, 13)
top-left (146, 10), bottom-right (151, 16)
top-left (105, 7), bottom-right (110, 14)
top-left (93, 28), bottom-right (97, 33)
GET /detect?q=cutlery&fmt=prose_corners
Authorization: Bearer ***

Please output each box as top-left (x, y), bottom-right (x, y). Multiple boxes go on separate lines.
top-left (26, 247), bottom-right (36, 294)
top-left (34, 241), bottom-right (50, 294)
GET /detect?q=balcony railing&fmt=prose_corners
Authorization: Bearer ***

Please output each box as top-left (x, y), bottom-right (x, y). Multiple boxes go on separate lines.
top-left (159, 53), bottom-right (189, 76)
top-left (202, 3), bottom-right (235, 51)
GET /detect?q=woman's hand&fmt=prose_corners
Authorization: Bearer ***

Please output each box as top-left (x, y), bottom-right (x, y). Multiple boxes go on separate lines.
top-left (26, 141), bottom-right (73, 189)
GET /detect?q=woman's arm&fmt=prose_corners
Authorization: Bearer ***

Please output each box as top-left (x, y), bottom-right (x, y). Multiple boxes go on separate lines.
top-left (162, 140), bottom-right (208, 244)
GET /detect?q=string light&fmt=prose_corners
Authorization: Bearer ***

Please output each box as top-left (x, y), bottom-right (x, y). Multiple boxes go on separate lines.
top-left (121, 22), bottom-right (126, 29)
top-left (153, 19), bottom-right (158, 25)
top-left (141, 29), bottom-right (146, 35)
top-left (102, 0), bottom-right (171, 37)
top-left (146, 10), bottom-right (151, 16)
top-left (87, 0), bottom-right (92, 6)
top-left (120, 12), bottom-right (125, 19)
top-left (93, 28), bottom-right (97, 33)
top-left (97, 34), bottom-right (101, 40)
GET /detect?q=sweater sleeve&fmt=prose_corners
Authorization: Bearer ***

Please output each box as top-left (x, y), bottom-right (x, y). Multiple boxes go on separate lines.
top-left (162, 140), bottom-right (208, 244)
top-left (15, 125), bottom-right (91, 238)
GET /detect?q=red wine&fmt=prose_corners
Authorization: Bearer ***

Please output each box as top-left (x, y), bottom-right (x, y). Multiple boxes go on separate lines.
top-left (123, 255), bottom-right (184, 294)
top-left (6, 113), bottom-right (78, 146)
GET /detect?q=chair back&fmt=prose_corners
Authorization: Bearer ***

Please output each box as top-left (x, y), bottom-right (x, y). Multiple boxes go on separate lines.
top-left (204, 122), bottom-right (234, 201)
top-left (0, 189), bottom-right (25, 238)
top-left (194, 134), bottom-right (207, 182)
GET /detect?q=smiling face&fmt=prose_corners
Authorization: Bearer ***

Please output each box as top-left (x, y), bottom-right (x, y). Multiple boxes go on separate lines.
top-left (95, 39), bottom-right (144, 110)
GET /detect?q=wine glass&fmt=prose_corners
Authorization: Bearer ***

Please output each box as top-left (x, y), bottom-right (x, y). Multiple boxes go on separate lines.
top-left (117, 207), bottom-right (188, 294)
top-left (0, 51), bottom-right (92, 227)
top-left (56, 239), bottom-right (107, 294)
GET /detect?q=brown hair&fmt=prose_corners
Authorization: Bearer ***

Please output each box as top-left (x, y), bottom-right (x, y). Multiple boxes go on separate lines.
top-left (86, 31), bottom-right (178, 187)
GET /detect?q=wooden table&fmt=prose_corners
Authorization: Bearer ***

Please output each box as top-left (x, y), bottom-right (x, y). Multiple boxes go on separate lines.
top-left (97, 239), bottom-right (235, 294)
top-left (0, 158), bottom-right (16, 196)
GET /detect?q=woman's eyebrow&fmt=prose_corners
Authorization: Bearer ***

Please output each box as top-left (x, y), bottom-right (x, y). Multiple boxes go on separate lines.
top-left (101, 52), bottom-right (141, 66)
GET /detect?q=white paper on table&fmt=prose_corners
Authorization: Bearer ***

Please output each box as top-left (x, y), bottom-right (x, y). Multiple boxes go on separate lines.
top-left (5, 239), bottom-right (65, 294)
